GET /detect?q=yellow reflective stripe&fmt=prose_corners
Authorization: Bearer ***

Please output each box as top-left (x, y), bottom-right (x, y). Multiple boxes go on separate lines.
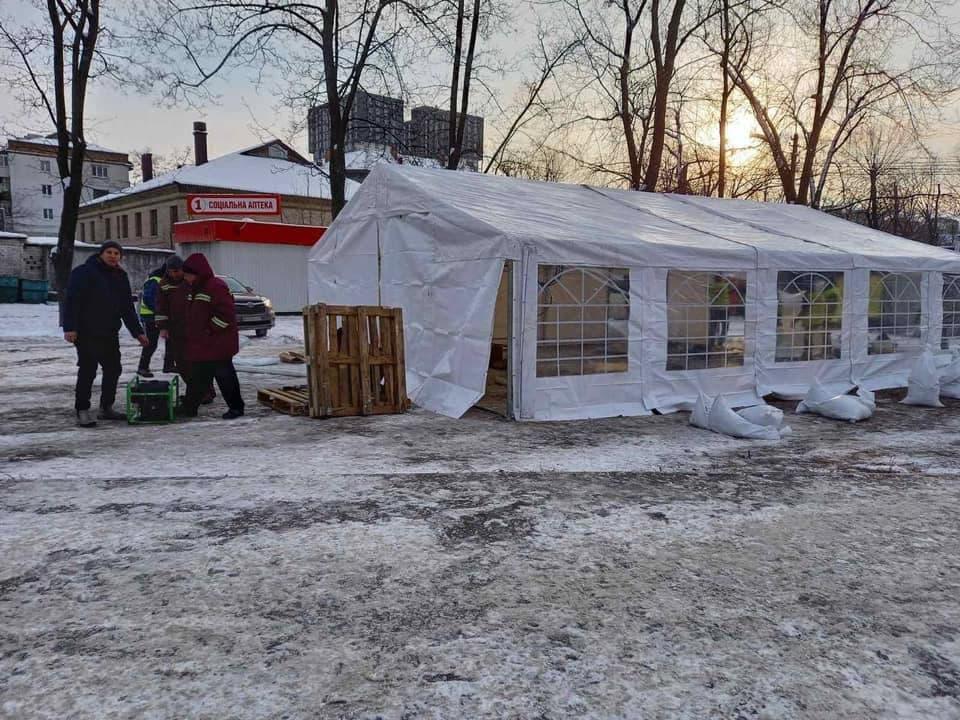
top-left (140, 307), bottom-right (155, 316)
top-left (160, 284), bottom-right (175, 290)
top-left (155, 314), bottom-right (169, 321)
top-left (211, 316), bottom-right (229, 328)
top-left (194, 293), bottom-right (212, 302)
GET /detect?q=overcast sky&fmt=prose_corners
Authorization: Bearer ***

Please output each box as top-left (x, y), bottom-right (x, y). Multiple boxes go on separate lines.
top-left (4, 2), bottom-right (960, 164)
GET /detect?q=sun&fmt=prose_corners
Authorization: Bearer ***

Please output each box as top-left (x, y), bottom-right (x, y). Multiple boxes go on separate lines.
top-left (697, 107), bottom-right (762, 165)
top-left (726, 111), bottom-right (757, 151)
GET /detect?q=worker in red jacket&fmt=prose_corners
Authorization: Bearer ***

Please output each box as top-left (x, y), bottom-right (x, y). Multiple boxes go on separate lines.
top-left (178, 253), bottom-right (245, 419)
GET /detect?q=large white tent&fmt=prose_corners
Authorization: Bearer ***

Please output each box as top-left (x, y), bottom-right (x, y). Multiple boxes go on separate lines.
top-left (308, 164), bottom-right (960, 420)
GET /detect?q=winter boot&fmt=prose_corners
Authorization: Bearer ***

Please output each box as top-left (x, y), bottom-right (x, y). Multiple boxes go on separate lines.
top-left (201, 387), bottom-right (216, 405)
top-left (98, 405), bottom-right (126, 421)
top-left (176, 405), bottom-right (198, 418)
top-left (222, 408), bottom-right (244, 420)
top-left (136, 368), bottom-right (154, 378)
top-left (76, 409), bottom-right (97, 428)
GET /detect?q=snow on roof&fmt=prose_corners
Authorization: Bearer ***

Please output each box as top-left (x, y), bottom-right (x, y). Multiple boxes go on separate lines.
top-left (6, 135), bottom-right (125, 155)
top-left (343, 148), bottom-right (460, 171)
top-left (25, 236), bottom-right (171, 252)
top-left (82, 144), bottom-right (360, 208)
top-left (0, 231), bottom-right (28, 240)
top-left (347, 163), bottom-right (960, 270)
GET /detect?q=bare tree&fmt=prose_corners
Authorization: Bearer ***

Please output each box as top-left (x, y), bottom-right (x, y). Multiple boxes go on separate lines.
top-left (552, 0), bottom-right (715, 191)
top-left (483, 25), bottom-right (581, 174)
top-left (132, 0), bottom-right (420, 219)
top-left (0, 0), bottom-right (104, 306)
top-left (129, 146), bottom-right (193, 184)
top-left (727, 0), bottom-right (960, 206)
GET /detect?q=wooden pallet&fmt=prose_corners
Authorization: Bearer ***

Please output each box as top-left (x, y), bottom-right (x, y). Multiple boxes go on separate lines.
top-left (303, 304), bottom-right (408, 418)
top-left (257, 386), bottom-right (310, 416)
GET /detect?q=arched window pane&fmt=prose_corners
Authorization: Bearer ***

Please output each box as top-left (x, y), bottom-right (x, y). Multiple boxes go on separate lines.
top-left (666, 271), bottom-right (746, 371)
top-left (944, 274), bottom-right (960, 351)
top-left (537, 265), bottom-right (630, 377)
top-left (868, 272), bottom-right (923, 355)
top-left (775, 271), bottom-right (843, 362)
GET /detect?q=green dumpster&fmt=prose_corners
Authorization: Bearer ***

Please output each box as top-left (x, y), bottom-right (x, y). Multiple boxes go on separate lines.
top-left (0, 276), bottom-right (18, 303)
top-left (18, 279), bottom-right (49, 303)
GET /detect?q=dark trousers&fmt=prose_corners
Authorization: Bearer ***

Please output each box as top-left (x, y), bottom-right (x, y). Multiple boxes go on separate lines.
top-left (184, 360), bottom-right (244, 412)
top-left (75, 334), bottom-right (121, 411)
top-left (138, 317), bottom-right (163, 371)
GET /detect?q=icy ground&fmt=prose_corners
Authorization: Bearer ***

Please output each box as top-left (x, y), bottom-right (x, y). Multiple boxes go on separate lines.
top-left (2, 304), bottom-right (960, 720)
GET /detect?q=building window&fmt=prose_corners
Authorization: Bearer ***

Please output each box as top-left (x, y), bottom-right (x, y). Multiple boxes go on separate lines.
top-left (92, 188), bottom-right (109, 199)
top-left (40, 159), bottom-right (51, 172)
top-left (149, 209), bottom-right (158, 236)
top-left (89, 221), bottom-right (96, 244)
top-left (135, 212), bottom-right (142, 238)
top-left (868, 271), bottom-right (923, 355)
top-left (943, 274), bottom-right (960, 351)
top-left (666, 271), bottom-right (747, 371)
top-left (776, 271), bottom-right (843, 362)
top-left (120, 214), bottom-right (129, 239)
top-left (42, 208), bottom-right (55, 220)
top-left (92, 164), bottom-right (108, 178)
top-left (79, 222), bottom-right (86, 243)
top-left (536, 265), bottom-right (629, 377)
top-left (169, 204), bottom-right (179, 226)
top-left (0, 154), bottom-right (8, 167)
top-left (105, 217), bottom-right (111, 239)
top-left (41, 184), bottom-right (52, 195)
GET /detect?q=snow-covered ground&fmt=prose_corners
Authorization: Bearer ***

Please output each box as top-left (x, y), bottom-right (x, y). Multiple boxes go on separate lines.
top-left (2, 304), bottom-right (960, 719)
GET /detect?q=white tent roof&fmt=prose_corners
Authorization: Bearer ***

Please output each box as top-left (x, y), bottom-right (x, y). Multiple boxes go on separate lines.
top-left (344, 164), bottom-right (960, 271)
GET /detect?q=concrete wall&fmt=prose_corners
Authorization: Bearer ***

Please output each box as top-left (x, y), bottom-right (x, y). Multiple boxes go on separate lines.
top-left (20, 241), bottom-right (172, 294)
top-left (0, 235), bottom-right (24, 276)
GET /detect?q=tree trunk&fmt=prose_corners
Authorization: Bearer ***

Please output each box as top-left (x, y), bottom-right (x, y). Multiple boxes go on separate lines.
top-left (717, 0), bottom-right (731, 198)
top-left (642, 0), bottom-right (685, 193)
top-left (321, 0), bottom-right (347, 219)
top-left (447, 0), bottom-right (465, 169)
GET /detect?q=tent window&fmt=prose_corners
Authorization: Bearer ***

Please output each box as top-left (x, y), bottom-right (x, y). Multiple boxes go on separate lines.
top-left (536, 265), bottom-right (629, 377)
top-left (868, 271), bottom-right (923, 355)
top-left (666, 271), bottom-right (746, 371)
top-left (943, 274), bottom-right (960, 351)
top-left (775, 271), bottom-right (843, 362)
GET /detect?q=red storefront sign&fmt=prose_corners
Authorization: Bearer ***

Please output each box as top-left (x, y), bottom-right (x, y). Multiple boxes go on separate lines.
top-left (187, 194), bottom-right (282, 216)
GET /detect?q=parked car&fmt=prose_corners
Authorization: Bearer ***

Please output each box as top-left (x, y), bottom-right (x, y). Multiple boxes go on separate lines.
top-left (220, 275), bottom-right (275, 337)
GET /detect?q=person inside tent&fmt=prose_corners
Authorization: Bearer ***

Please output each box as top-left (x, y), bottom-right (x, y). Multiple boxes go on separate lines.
top-left (62, 240), bottom-right (149, 427)
top-left (177, 253), bottom-right (245, 419)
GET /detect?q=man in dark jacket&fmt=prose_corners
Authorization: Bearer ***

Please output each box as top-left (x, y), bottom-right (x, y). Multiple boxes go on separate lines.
top-left (63, 241), bottom-right (149, 427)
top-left (178, 252), bottom-right (245, 419)
top-left (136, 264), bottom-right (167, 377)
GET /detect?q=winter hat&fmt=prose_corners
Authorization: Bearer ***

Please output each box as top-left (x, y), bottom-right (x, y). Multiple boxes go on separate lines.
top-left (99, 240), bottom-right (122, 255)
top-left (165, 255), bottom-right (184, 270)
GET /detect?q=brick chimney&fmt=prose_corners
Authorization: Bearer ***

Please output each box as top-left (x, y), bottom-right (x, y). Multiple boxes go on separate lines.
top-left (141, 152), bottom-right (153, 182)
top-left (193, 121), bottom-right (208, 166)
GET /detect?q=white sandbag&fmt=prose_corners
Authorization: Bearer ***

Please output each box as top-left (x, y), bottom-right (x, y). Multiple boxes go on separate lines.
top-left (707, 395), bottom-right (782, 440)
top-left (796, 380), bottom-right (875, 422)
top-left (940, 350), bottom-right (960, 399)
top-left (689, 392), bottom-right (711, 429)
top-left (736, 403), bottom-right (785, 429)
top-left (901, 349), bottom-right (944, 407)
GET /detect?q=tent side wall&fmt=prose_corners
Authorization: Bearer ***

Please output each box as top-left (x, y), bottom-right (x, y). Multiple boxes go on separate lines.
top-left (308, 201), bottom-right (512, 418)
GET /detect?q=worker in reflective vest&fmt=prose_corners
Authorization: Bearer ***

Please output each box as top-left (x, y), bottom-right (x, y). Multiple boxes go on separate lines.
top-left (155, 256), bottom-right (187, 373)
top-left (178, 253), bottom-right (244, 419)
top-left (137, 265), bottom-right (166, 377)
